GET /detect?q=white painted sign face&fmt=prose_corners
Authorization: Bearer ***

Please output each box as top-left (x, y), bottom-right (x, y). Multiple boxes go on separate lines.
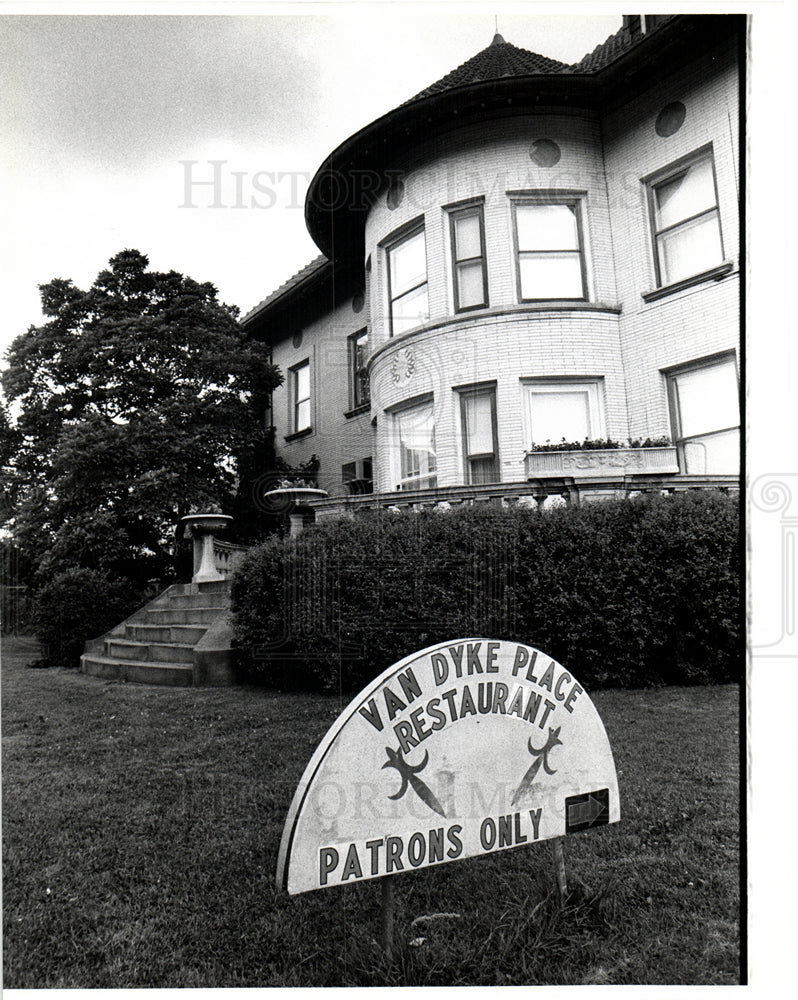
top-left (277, 638), bottom-right (619, 894)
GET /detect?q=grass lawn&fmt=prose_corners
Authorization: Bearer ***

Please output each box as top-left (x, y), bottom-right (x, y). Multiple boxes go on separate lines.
top-left (2, 634), bottom-right (741, 987)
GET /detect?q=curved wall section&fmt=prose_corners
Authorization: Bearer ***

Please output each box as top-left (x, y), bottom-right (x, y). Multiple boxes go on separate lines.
top-left (370, 307), bottom-right (624, 492)
top-left (365, 113), bottom-right (617, 350)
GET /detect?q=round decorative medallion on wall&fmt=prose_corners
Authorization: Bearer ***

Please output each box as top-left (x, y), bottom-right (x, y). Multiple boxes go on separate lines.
top-left (529, 139), bottom-right (561, 167)
top-left (655, 101), bottom-right (686, 137)
top-left (352, 290), bottom-right (365, 313)
top-left (292, 330), bottom-right (303, 349)
top-left (391, 346), bottom-right (415, 385)
top-left (386, 179), bottom-right (405, 210)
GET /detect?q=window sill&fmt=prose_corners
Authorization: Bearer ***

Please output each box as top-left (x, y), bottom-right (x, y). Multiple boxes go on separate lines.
top-left (642, 261), bottom-right (734, 303)
top-left (344, 403), bottom-right (370, 419)
top-left (284, 427), bottom-right (313, 442)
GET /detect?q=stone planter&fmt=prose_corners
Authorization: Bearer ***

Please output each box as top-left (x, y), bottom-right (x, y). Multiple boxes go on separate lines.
top-left (261, 487), bottom-right (329, 536)
top-left (525, 446), bottom-right (679, 478)
top-left (179, 513), bottom-right (233, 583)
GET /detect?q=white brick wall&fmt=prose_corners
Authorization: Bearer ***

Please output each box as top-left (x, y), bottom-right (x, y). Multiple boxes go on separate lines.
top-left (601, 37), bottom-right (740, 438)
top-left (370, 308), bottom-right (625, 490)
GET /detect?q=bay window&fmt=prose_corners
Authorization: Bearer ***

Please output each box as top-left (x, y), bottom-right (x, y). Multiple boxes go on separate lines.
top-left (450, 204), bottom-right (488, 311)
top-left (387, 224), bottom-right (429, 336)
top-left (394, 398), bottom-right (437, 490)
top-left (524, 379), bottom-right (604, 449)
top-left (513, 198), bottom-right (586, 301)
top-left (459, 385), bottom-right (499, 483)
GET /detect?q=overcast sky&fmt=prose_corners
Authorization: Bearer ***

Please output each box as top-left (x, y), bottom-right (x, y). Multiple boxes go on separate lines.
top-left (0, 4), bottom-right (624, 359)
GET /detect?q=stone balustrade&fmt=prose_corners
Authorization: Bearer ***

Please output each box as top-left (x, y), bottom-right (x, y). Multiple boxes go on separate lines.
top-left (309, 473), bottom-right (739, 523)
top-left (213, 538), bottom-right (249, 578)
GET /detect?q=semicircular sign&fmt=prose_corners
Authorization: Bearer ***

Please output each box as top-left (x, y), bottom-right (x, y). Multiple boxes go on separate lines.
top-left (277, 638), bottom-right (619, 894)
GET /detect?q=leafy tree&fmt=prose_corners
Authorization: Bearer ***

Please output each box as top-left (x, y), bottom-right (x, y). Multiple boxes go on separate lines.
top-left (1, 250), bottom-right (281, 588)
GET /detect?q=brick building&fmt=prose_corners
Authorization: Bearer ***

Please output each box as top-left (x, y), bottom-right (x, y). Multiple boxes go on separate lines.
top-left (241, 13), bottom-right (741, 518)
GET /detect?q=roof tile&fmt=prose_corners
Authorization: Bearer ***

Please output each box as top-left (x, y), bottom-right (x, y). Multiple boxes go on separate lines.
top-left (404, 34), bottom-right (570, 104)
top-left (240, 254), bottom-right (328, 324)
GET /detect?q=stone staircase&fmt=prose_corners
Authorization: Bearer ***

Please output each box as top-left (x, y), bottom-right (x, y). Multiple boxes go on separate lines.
top-left (80, 580), bottom-right (235, 687)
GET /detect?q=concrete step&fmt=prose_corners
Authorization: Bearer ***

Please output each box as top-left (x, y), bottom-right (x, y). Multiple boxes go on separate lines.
top-left (169, 580), bottom-right (230, 596)
top-left (125, 623), bottom-right (207, 644)
top-left (169, 592), bottom-right (228, 610)
top-left (195, 579), bottom-right (231, 594)
top-left (106, 639), bottom-right (195, 664)
top-left (144, 607), bottom-right (222, 625)
top-left (81, 654), bottom-right (194, 687)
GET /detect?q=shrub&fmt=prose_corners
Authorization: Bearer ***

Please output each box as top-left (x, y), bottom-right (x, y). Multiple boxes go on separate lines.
top-left (29, 568), bottom-right (143, 668)
top-left (231, 491), bottom-right (740, 693)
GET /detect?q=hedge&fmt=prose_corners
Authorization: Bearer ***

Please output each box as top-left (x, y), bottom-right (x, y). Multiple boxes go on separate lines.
top-left (230, 490), bottom-right (740, 693)
top-left (29, 567), bottom-right (144, 669)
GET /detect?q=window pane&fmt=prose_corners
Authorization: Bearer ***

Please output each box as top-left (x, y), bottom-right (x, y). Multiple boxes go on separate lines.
top-left (397, 403), bottom-right (436, 485)
top-left (655, 158), bottom-right (716, 230)
top-left (390, 229), bottom-right (427, 297)
top-left (392, 284), bottom-right (429, 334)
top-left (519, 253), bottom-right (583, 299)
top-left (469, 456), bottom-right (499, 485)
top-left (657, 211), bottom-right (722, 284)
top-left (295, 363), bottom-right (309, 401)
top-left (454, 212), bottom-right (482, 260)
top-left (296, 398), bottom-right (310, 432)
top-left (463, 393), bottom-right (494, 456)
top-left (683, 429), bottom-right (739, 474)
top-left (456, 260), bottom-right (486, 308)
top-left (517, 204), bottom-right (578, 251)
top-left (528, 390), bottom-right (591, 445)
top-left (675, 358), bottom-right (738, 437)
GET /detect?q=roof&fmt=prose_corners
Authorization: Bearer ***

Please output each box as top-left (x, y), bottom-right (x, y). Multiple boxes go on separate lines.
top-left (240, 255), bottom-right (329, 326)
top-left (405, 32), bottom-right (569, 103)
top-left (571, 15), bottom-right (676, 73)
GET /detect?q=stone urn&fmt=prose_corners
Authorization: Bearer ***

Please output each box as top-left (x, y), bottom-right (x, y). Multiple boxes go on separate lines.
top-left (179, 513), bottom-right (233, 583)
top-left (261, 487), bottom-right (329, 535)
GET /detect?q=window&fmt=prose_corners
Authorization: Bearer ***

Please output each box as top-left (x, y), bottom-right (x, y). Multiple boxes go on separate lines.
top-left (349, 329), bottom-right (370, 409)
top-left (394, 399), bottom-right (437, 490)
top-left (450, 204), bottom-right (488, 311)
top-left (387, 224), bottom-right (429, 336)
top-left (648, 151), bottom-right (723, 287)
top-left (524, 380), bottom-right (604, 448)
top-left (290, 360), bottom-right (311, 434)
top-left (342, 457), bottom-right (373, 494)
top-left (513, 199), bottom-right (586, 301)
top-left (459, 385), bottom-right (499, 484)
top-left (667, 354), bottom-right (739, 474)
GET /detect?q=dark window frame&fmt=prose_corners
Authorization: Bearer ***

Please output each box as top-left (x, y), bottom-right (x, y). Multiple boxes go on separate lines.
top-left (385, 219), bottom-right (429, 337)
top-left (665, 351), bottom-right (739, 472)
top-left (457, 382), bottom-right (500, 484)
top-left (289, 358), bottom-right (311, 435)
top-left (342, 457), bottom-right (373, 493)
top-left (646, 146), bottom-right (725, 289)
top-left (449, 202), bottom-right (489, 312)
top-left (389, 392), bottom-right (438, 491)
top-left (348, 328), bottom-right (370, 410)
top-left (510, 193), bottom-right (588, 303)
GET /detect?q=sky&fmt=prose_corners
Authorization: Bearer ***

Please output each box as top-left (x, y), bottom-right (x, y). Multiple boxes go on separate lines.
top-left (0, 3), bottom-right (624, 359)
